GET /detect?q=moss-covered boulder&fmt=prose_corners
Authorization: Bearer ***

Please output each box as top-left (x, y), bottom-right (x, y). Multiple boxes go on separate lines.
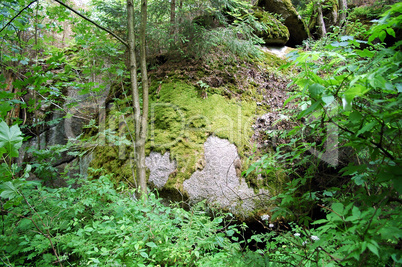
top-left (257, 0), bottom-right (309, 46)
top-left (89, 51), bottom-right (292, 220)
top-left (253, 8), bottom-right (290, 45)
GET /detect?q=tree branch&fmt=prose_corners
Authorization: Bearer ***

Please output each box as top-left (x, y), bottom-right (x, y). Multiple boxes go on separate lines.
top-left (0, 0), bottom-right (38, 34)
top-left (0, 0), bottom-right (128, 48)
top-left (51, 0), bottom-right (128, 48)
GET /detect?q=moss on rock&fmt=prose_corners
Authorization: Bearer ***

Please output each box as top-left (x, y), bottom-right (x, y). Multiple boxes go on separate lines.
top-left (149, 81), bottom-right (256, 192)
top-left (88, 47), bottom-right (294, 218)
top-left (253, 8), bottom-right (290, 45)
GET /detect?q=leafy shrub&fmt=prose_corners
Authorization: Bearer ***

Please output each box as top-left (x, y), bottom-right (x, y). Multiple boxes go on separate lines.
top-left (1, 174), bottom-right (243, 266)
top-left (245, 3), bottom-right (402, 266)
top-left (0, 121), bottom-right (244, 266)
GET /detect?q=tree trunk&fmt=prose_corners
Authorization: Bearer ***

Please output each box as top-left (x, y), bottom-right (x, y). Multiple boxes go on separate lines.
top-left (127, 0), bottom-right (148, 199)
top-left (316, 2), bottom-right (326, 38)
top-left (170, 0), bottom-right (176, 43)
top-left (338, 0), bottom-right (347, 27)
top-left (138, 0), bottom-right (149, 199)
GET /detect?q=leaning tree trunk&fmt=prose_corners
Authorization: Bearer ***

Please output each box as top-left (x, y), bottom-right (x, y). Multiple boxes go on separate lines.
top-left (127, 0), bottom-right (148, 199)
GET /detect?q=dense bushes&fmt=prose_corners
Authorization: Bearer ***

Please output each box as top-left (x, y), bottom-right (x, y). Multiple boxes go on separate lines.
top-left (248, 2), bottom-right (402, 266)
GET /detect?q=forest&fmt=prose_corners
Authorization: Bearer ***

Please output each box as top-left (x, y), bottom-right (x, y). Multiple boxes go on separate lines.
top-left (0, 0), bottom-right (401, 266)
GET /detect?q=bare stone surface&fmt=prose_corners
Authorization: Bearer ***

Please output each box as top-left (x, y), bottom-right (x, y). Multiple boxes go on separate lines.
top-left (183, 136), bottom-right (269, 217)
top-left (145, 152), bottom-right (176, 189)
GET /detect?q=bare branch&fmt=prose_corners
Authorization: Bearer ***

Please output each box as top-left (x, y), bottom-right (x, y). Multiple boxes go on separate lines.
top-left (0, 0), bottom-right (128, 47)
top-left (0, 0), bottom-right (38, 34)
top-left (51, 0), bottom-right (128, 47)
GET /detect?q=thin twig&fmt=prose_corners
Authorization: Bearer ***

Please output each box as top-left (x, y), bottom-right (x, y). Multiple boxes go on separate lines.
top-left (51, 0), bottom-right (128, 47)
top-left (0, 1), bottom-right (38, 34)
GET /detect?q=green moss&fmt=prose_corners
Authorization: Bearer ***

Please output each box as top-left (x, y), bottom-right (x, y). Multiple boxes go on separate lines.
top-left (89, 80), bottom-right (257, 192)
top-left (283, 0), bottom-right (296, 13)
top-left (253, 8), bottom-right (290, 44)
top-left (89, 49), bottom-right (293, 197)
top-left (149, 82), bottom-right (256, 191)
top-left (89, 146), bottom-right (134, 185)
top-left (259, 51), bottom-right (292, 76)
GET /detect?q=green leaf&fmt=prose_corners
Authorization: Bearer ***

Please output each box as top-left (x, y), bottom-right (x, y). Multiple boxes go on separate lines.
top-left (0, 122), bottom-right (23, 158)
top-left (116, 69), bottom-right (124, 76)
top-left (312, 219), bottom-right (328, 225)
top-left (298, 101), bottom-right (322, 119)
top-left (140, 251), bottom-right (148, 258)
top-left (369, 74), bottom-right (386, 89)
top-left (331, 203), bottom-right (344, 216)
top-left (356, 121), bottom-right (377, 136)
top-left (0, 181), bottom-right (19, 199)
top-left (343, 84), bottom-right (369, 111)
top-left (322, 95), bottom-right (335, 106)
top-left (386, 28), bottom-right (396, 38)
top-left (356, 49), bottom-right (374, 58)
top-left (379, 30), bottom-right (387, 42)
top-left (395, 83), bottom-right (402, 93)
top-left (367, 242), bottom-right (379, 257)
top-left (349, 111), bottom-right (362, 123)
top-left (146, 242), bottom-right (157, 248)
top-left (226, 229), bottom-right (235, 236)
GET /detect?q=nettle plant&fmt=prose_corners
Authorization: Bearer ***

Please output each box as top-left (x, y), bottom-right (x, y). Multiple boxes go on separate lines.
top-left (247, 3), bottom-right (402, 266)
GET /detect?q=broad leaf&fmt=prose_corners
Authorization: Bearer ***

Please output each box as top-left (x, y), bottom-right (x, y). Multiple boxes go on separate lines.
top-left (0, 121), bottom-right (23, 158)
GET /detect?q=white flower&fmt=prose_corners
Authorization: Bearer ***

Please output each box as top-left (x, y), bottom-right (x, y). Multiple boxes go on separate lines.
top-left (311, 235), bottom-right (320, 241)
top-left (294, 233), bottom-right (301, 237)
top-left (269, 223), bottom-right (274, 228)
top-left (261, 214), bottom-right (270, 221)
top-left (302, 240), bottom-right (308, 246)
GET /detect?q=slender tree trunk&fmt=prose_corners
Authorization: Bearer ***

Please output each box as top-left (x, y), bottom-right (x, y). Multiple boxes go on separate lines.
top-left (35, 1), bottom-right (40, 149)
top-left (138, 0), bottom-right (149, 199)
top-left (316, 2), bottom-right (326, 38)
top-left (170, 0), bottom-right (176, 44)
top-left (127, 0), bottom-right (145, 198)
top-left (338, 0), bottom-right (347, 27)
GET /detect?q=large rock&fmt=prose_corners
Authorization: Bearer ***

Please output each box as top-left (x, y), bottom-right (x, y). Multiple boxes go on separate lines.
top-left (90, 55), bottom-right (292, 220)
top-left (153, 136), bottom-right (269, 218)
top-left (18, 74), bottom-right (110, 181)
top-left (253, 8), bottom-right (290, 45)
top-left (146, 152), bottom-right (176, 189)
top-left (257, 0), bottom-right (309, 46)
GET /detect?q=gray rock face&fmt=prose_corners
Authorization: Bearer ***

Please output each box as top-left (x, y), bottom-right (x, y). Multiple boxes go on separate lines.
top-left (183, 136), bottom-right (269, 217)
top-left (19, 75), bottom-right (110, 179)
top-left (145, 152), bottom-right (176, 189)
top-left (257, 0), bottom-right (309, 46)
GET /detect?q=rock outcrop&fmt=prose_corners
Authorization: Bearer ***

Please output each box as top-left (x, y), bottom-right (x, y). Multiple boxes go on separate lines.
top-left (257, 0), bottom-right (309, 46)
top-left (182, 136), bottom-right (269, 218)
top-left (146, 152), bottom-right (176, 189)
top-left (145, 136), bottom-right (270, 218)
top-left (90, 52), bottom-right (292, 220)
top-left (253, 8), bottom-right (290, 45)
